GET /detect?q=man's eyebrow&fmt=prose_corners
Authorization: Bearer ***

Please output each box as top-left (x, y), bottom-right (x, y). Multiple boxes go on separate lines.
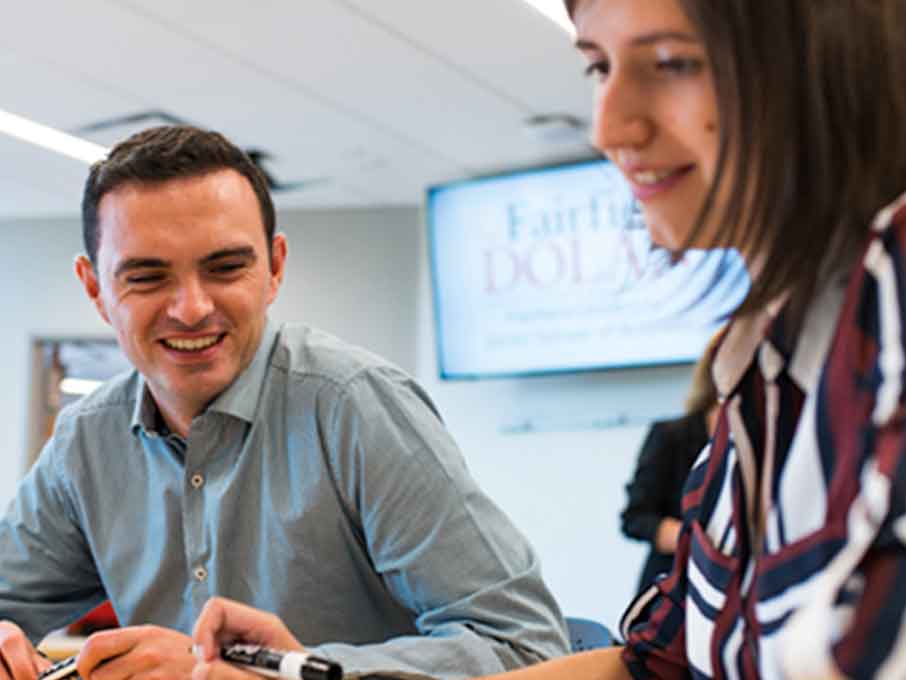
top-left (200, 246), bottom-right (257, 265)
top-left (114, 258), bottom-right (169, 278)
top-left (575, 31), bottom-right (699, 51)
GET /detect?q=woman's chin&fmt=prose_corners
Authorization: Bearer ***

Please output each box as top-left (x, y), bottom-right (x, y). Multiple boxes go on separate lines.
top-left (645, 219), bottom-right (686, 251)
top-left (645, 211), bottom-right (718, 252)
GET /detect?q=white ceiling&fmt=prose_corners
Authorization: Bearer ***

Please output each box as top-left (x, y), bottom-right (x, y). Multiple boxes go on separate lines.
top-left (1, 0), bottom-right (594, 218)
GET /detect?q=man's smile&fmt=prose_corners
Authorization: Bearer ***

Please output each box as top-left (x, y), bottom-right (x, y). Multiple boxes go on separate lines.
top-left (161, 333), bottom-right (226, 352)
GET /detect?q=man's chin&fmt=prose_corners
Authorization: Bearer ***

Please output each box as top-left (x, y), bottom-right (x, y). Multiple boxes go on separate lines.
top-left (153, 373), bottom-right (235, 417)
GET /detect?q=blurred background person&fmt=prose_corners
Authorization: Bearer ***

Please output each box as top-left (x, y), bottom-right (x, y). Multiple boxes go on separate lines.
top-left (620, 333), bottom-right (721, 595)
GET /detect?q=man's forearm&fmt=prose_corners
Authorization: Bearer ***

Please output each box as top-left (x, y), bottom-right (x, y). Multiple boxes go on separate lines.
top-left (481, 647), bottom-right (629, 680)
top-left (311, 626), bottom-right (510, 679)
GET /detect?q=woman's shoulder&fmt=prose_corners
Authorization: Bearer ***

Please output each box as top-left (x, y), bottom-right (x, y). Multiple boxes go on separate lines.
top-left (650, 412), bottom-right (706, 442)
top-left (826, 190), bottom-right (906, 428)
top-left (863, 190), bottom-right (906, 266)
top-left (847, 190), bottom-right (906, 301)
top-left (871, 191), bottom-right (906, 237)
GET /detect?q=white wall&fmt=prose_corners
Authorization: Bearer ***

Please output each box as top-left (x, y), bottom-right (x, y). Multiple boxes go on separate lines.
top-left (0, 206), bottom-right (693, 634)
top-left (0, 218), bottom-right (110, 498)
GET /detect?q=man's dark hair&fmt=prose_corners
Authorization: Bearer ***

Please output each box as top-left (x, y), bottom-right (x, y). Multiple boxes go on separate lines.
top-left (81, 125), bottom-right (276, 265)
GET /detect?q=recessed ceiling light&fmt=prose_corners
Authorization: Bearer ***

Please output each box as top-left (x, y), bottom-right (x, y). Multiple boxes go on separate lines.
top-left (519, 0), bottom-right (574, 36)
top-left (0, 108), bottom-right (108, 164)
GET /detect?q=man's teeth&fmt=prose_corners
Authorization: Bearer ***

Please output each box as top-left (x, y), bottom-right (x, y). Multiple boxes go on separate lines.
top-left (632, 169), bottom-right (678, 185)
top-left (164, 335), bottom-right (220, 351)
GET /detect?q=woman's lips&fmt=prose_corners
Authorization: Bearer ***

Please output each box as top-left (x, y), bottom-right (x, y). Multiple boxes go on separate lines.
top-left (625, 165), bottom-right (694, 201)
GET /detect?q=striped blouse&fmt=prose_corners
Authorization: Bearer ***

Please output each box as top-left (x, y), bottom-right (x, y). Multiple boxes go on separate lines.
top-left (621, 191), bottom-right (906, 680)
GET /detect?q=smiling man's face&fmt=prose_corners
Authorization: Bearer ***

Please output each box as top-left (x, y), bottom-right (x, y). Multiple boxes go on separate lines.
top-left (76, 168), bottom-right (286, 435)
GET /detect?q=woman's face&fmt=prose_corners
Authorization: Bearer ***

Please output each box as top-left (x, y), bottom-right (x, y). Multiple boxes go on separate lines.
top-left (573, 0), bottom-right (721, 250)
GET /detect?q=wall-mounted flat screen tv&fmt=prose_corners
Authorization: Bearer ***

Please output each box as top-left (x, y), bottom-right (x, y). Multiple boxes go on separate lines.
top-left (427, 159), bottom-right (750, 380)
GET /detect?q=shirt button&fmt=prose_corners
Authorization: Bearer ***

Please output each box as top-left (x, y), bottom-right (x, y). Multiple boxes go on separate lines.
top-left (193, 566), bottom-right (208, 582)
top-left (190, 473), bottom-right (204, 489)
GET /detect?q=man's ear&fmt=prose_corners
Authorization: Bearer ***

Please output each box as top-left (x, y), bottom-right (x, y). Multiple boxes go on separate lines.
top-left (74, 255), bottom-right (111, 325)
top-left (267, 233), bottom-right (288, 304)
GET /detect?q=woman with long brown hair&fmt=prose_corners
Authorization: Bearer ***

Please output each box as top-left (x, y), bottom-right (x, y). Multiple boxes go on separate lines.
top-left (485, 0), bottom-right (906, 676)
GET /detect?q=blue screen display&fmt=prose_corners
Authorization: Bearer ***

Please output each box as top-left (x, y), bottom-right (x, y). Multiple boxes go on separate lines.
top-left (427, 159), bottom-right (750, 379)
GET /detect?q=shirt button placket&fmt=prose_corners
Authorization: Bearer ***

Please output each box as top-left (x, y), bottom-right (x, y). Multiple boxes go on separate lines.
top-left (185, 418), bottom-right (215, 616)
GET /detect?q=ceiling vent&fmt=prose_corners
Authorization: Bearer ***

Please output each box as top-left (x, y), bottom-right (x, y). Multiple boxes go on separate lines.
top-left (522, 113), bottom-right (587, 145)
top-left (74, 110), bottom-right (324, 192)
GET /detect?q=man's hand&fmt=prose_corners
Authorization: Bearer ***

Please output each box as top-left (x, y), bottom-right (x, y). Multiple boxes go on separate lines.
top-left (191, 597), bottom-right (303, 680)
top-left (76, 625), bottom-right (194, 680)
top-left (0, 621), bottom-right (51, 680)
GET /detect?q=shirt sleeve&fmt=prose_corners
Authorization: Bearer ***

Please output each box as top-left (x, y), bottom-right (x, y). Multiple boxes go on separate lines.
top-left (314, 367), bottom-right (570, 678)
top-left (776, 416), bottom-right (906, 679)
top-left (835, 418), bottom-right (906, 676)
top-left (0, 428), bottom-right (105, 643)
top-left (618, 410), bottom-right (726, 680)
top-left (619, 493), bottom-right (696, 680)
top-left (621, 422), bottom-right (675, 544)
top-left (778, 207), bottom-right (906, 679)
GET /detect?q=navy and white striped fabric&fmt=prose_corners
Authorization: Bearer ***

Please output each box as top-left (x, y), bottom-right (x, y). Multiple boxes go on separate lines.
top-left (620, 191), bottom-right (906, 680)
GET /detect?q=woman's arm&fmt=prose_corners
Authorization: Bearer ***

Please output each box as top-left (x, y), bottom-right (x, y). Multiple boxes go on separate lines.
top-left (481, 647), bottom-right (631, 680)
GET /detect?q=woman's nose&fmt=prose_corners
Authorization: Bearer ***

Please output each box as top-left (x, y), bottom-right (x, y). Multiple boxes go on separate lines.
top-left (591, 72), bottom-right (653, 155)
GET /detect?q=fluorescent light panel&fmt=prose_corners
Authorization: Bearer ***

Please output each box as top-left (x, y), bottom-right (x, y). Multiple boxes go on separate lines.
top-left (519, 0), bottom-right (574, 36)
top-left (0, 108), bottom-right (108, 164)
top-left (60, 377), bottom-right (104, 396)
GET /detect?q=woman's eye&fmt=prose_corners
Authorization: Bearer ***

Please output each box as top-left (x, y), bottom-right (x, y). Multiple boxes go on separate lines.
top-left (656, 57), bottom-right (703, 75)
top-left (584, 60), bottom-right (610, 79)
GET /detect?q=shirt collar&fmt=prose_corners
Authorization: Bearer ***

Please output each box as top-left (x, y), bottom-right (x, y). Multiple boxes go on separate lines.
top-left (713, 277), bottom-right (845, 400)
top-left (130, 318), bottom-right (278, 434)
top-left (786, 275), bottom-right (846, 393)
top-left (713, 305), bottom-right (777, 401)
top-left (131, 377), bottom-right (157, 434)
top-left (208, 319), bottom-right (278, 422)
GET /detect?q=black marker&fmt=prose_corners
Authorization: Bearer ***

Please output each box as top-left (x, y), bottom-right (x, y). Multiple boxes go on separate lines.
top-left (220, 643), bottom-right (342, 680)
top-left (37, 655), bottom-right (80, 680)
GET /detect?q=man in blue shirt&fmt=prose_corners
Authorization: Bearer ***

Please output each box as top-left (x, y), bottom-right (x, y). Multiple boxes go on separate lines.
top-left (0, 125), bottom-right (568, 680)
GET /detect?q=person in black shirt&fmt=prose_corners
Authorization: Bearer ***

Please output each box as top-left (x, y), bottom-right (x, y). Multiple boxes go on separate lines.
top-left (620, 334), bottom-right (721, 594)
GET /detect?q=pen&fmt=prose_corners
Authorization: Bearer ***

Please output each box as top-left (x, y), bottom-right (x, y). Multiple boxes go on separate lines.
top-left (37, 655), bottom-right (79, 680)
top-left (220, 643), bottom-right (343, 680)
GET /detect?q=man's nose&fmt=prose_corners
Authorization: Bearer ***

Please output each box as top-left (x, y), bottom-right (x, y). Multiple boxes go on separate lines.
top-left (167, 277), bottom-right (215, 327)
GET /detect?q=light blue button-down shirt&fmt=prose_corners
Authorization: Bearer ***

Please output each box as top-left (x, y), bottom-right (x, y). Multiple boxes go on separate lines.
top-left (0, 321), bottom-right (568, 678)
